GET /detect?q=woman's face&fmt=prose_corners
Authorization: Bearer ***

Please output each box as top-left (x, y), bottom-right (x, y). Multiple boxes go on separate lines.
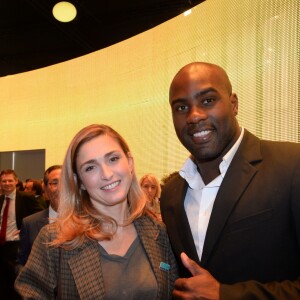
top-left (141, 178), bottom-right (157, 200)
top-left (76, 134), bottom-right (133, 211)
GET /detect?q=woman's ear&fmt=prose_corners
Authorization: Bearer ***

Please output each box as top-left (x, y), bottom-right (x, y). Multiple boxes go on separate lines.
top-left (127, 152), bottom-right (134, 174)
top-left (74, 173), bottom-right (86, 190)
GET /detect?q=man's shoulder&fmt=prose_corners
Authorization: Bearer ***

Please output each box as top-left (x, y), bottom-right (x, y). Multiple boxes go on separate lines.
top-left (241, 129), bottom-right (300, 160)
top-left (22, 209), bottom-right (48, 224)
top-left (162, 172), bottom-right (184, 190)
top-left (16, 190), bottom-right (35, 200)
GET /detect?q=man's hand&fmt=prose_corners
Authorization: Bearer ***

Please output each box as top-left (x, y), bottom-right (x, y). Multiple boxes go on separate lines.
top-left (172, 252), bottom-right (220, 300)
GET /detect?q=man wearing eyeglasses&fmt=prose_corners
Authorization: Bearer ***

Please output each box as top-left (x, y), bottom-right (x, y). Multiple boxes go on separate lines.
top-left (16, 165), bottom-right (62, 271)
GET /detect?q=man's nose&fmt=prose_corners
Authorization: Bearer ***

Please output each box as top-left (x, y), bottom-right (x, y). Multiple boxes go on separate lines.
top-left (187, 106), bottom-right (207, 123)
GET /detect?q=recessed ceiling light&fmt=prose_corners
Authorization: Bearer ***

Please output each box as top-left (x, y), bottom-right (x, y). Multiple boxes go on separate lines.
top-left (52, 1), bottom-right (77, 23)
top-left (183, 9), bottom-right (192, 16)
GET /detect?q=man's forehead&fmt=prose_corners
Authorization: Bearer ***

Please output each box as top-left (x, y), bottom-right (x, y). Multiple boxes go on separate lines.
top-left (1, 174), bottom-right (16, 180)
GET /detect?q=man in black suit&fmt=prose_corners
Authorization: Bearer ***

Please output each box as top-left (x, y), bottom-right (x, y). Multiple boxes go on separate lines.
top-left (0, 169), bottom-right (44, 300)
top-left (16, 165), bottom-right (62, 269)
top-left (160, 62), bottom-right (300, 299)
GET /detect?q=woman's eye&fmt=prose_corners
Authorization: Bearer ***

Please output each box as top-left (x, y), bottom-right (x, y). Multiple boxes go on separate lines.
top-left (110, 156), bottom-right (120, 162)
top-left (85, 165), bottom-right (94, 172)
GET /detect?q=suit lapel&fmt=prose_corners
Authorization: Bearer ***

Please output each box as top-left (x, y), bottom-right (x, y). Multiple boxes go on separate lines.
top-left (68, 241), bottom-right (105, 299)
top-left (0, 195), bottom-right (4, 211)
top-left (201, 130), bottom-right (262, 266)
top-left (134, 217), bottom-right (162, 296)
top-left (166, 176), bottom-right (199, 263)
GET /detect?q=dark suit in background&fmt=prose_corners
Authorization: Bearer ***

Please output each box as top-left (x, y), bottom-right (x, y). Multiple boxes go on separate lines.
top-left (16, 208), bottom-right (49, 269)
top-left (0, 190), bottom-right (43, 300)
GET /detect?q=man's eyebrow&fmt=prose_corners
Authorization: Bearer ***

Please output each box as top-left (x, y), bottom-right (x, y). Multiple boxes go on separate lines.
top-left (193, 88), bottom-right (218, 98)
top-left (171, 88), bottom-right (218, 105)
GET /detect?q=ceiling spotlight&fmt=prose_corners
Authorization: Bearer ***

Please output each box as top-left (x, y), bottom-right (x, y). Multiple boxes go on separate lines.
top-left (52, 1), bottom-right (77, 23)
top-left (183, 9), bottom-right (192, 16)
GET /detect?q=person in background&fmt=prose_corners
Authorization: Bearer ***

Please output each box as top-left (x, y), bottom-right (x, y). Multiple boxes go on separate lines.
top-left (0, 169), bottom-right (44, 300)
top-left (140, 173), bottom-right (162, 220)
top-left (160, 62), bottom-right (300, 299)
top-left (24, 179), bottom-right (47, 209)
top-left (16, 180), bottom-right (25, 192)
top-left (16, 165), bottom-right (62, 271)
top-left (15, 124), bottom-right (178, 299)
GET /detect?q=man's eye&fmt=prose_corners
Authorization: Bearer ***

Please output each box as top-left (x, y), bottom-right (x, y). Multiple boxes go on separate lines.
top-left (176, 105), bottom-right (188, 112)
top-left (203, 98), bottom-right (215, 105)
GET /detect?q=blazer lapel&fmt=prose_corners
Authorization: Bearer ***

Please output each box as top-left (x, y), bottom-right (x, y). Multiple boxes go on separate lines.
top-left (165, 176), bottom-right (199, 263)
top-left (68, 241), bottom-right (105, 299)
top-left (0, 195), bottom-right (4, 211)
top-left (201, 130), bottom-right (263, 266)
top-left (135, 217), bottom-right (171, 299)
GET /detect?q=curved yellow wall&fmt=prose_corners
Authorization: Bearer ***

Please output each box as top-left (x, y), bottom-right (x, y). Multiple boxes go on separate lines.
top-left (0, 0), bottom-right (298, 180)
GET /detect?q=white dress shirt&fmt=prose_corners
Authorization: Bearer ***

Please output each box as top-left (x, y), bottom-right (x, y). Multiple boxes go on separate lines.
top-left (48, 205), bottom-right (57, 223)
top-left (180, 127), bottom-right (244, 260)
top-left (1, 190), bottom-right (19, 241)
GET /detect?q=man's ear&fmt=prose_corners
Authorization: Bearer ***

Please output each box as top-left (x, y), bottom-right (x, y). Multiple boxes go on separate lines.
top-left (231, 93), bottom-right (238, 116)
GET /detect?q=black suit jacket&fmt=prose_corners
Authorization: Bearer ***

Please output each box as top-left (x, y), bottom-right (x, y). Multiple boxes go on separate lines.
top-left (160, 130), bottom-right (300, 299)
top-left (0, 190), bottom-right (44, 230)
top-left (16, 208), bottom-right (49, 266)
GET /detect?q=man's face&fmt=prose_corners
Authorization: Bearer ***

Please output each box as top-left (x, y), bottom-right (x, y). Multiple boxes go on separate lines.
top-left (24, 181), bottom-right (34, 194)
top-left (1, 174), bottom-right (18, 195)
top-left (169, 64), bottom-right (239, 163)
top-left (44, 169), bottom-right (61, 211)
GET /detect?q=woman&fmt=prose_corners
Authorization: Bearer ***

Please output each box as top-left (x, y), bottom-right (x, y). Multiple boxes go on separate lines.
top-left (15, 124), bottom-right (178, 299)
top-left (140, 174), bottom-right (162, 220)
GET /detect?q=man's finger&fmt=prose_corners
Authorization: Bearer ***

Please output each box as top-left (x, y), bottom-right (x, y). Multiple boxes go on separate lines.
top-left (180, 252), bottom-right (203, 276)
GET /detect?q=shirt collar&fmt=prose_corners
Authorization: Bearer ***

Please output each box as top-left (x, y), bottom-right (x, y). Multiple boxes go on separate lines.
top-left (180, 127), bottom-right (244, 188)
top-left (6, 190), bottom-right (16, 200)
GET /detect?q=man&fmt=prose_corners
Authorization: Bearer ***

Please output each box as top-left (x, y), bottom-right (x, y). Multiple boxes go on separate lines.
top-left (24, 179), bottom-right (47, 209)
top-left (0, 169), bottom-right (44, 300)
top-left (160, 62), bottom-right (300, 299)
top-left (16, 165), bottom-right (62, 269)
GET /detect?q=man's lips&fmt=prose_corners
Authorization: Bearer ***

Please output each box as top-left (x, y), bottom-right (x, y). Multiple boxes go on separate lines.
top-left (189, 129), bottom-right (214, 143)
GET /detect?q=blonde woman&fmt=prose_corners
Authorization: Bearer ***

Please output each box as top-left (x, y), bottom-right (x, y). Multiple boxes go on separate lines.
top-left (15, 124), bottom-right (178, 299)
top-left (140, 174), bottom-right (162, 220)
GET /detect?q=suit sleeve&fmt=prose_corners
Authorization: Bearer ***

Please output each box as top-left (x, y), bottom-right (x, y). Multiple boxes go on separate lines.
top-left (221, 278), bottom-right (300, 299)
top-left (16, 219), bottom-right (31, 268)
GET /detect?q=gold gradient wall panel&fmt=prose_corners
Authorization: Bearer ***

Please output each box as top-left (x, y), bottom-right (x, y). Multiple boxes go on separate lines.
top-left (0, 0), bottom-right (298, 180)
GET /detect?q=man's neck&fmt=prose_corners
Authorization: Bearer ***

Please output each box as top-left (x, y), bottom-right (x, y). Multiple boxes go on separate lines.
top-left (196, 159), bottom-right (222, 185)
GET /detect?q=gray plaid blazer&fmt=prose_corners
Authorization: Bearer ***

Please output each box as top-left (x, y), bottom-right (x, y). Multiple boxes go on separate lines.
top-left (15, 215), bottom-right (178, 299)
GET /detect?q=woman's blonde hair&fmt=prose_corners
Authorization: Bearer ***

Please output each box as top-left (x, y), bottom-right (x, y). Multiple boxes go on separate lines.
top-left (53, 124), bottom-right (150, 249)
top-left (140, 174), bottom-right (162, 199)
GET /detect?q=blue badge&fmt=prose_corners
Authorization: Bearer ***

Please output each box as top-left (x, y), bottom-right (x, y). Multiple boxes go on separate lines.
top-left (159, 262), bottom-right (170, 271)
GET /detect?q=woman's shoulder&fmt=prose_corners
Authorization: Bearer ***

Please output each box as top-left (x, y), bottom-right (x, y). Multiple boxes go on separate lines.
top-left (134, 214), bottom-right (166, 233)
top-left (37, 222), bottom-right (58, 241)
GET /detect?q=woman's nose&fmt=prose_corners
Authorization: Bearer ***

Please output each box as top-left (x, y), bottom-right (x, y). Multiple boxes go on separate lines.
top-left (100, 165), bottom-right (113, 180)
